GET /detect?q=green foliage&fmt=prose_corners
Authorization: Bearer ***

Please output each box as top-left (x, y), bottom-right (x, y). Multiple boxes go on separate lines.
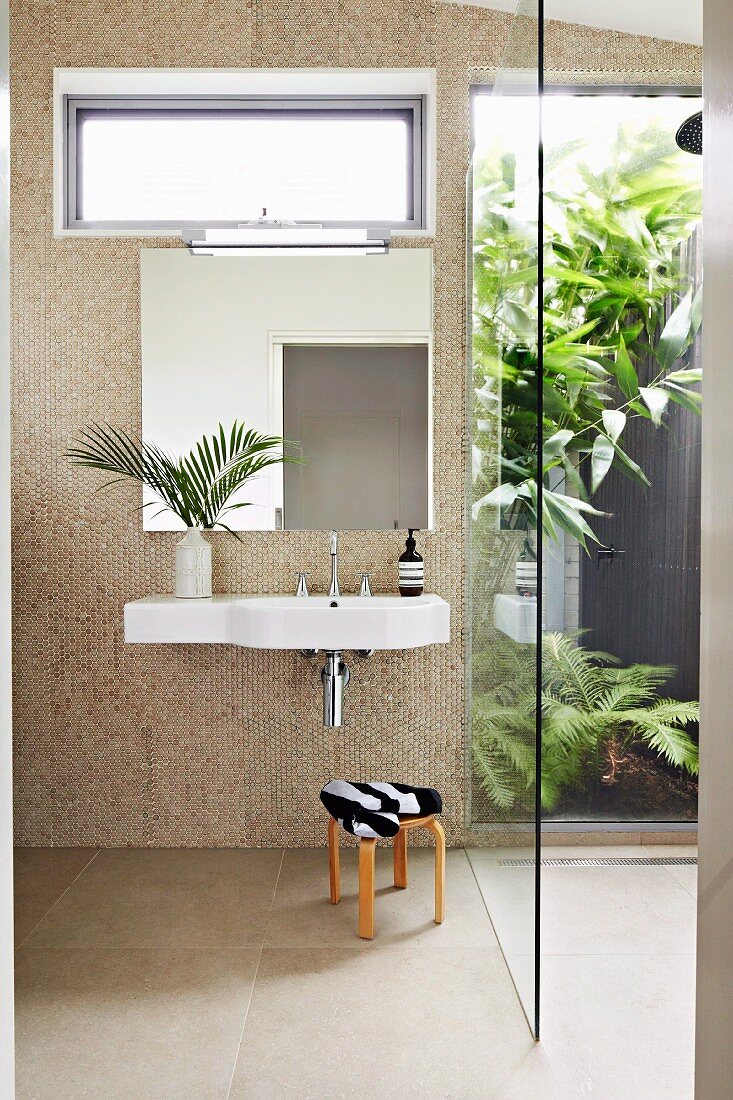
top-left (473, 632), bottom-right (699, 812)
top-left (67, 420), bottom-right (297, 536)
top-left (471, 122), bottom-right (703, 547)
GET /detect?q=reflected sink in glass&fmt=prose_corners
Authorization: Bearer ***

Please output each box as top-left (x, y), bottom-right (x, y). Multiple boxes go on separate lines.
top-left (124, 593), bottom-right (450, 652)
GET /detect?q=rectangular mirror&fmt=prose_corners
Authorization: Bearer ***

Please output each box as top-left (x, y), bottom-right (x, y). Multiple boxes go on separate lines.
top-left (140, 248), bottom-right (433, 531)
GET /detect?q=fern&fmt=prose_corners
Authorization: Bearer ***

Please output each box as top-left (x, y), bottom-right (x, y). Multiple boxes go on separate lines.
top-left (473, 737), bottom-right (523, 810)
top-left (472, 632), bottom-right (699, 811)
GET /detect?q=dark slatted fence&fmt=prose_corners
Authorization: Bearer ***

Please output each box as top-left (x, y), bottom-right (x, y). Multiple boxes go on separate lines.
top-left (579, 232), bottom-right (702, 705)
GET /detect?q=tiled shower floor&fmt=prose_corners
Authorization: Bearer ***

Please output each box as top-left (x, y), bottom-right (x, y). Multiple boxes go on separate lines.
top-left (13, 845), bottom-right (696, 1098)
top-left (468, 845), bottom-right (698, 1100)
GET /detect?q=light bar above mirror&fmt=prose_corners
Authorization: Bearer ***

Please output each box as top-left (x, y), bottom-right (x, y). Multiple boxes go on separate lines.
top-left (183, 225), bottom-right (392, 256)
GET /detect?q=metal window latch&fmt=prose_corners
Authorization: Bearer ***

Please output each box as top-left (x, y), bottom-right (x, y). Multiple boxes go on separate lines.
top-left (597, 545), bottom-right (626, 559)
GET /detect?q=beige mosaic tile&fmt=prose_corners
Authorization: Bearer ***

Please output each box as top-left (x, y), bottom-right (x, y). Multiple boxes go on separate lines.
top-left (9, 0), bottom-right (701, 847)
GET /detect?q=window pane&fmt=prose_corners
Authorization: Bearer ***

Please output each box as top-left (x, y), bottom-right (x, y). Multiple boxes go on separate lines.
top-left (78, 112), bottom-right (411, 224)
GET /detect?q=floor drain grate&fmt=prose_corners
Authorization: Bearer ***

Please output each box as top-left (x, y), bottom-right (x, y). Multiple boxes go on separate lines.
top-left (497, 856), bottom-right (697, 868)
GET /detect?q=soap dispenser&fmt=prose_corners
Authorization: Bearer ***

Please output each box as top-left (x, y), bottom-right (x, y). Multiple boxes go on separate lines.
top-left (398, 529), bottom-right (424, 597)
top-left (515, 536), bottom-right (537, 598)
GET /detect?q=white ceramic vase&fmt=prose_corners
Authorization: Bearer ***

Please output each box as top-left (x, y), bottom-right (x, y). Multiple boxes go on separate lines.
top-left (175, 527), bottom-right (212, 599)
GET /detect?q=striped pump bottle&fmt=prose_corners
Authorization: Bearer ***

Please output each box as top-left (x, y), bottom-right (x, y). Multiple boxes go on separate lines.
top-left (398, 529), bottom-right (424, 597)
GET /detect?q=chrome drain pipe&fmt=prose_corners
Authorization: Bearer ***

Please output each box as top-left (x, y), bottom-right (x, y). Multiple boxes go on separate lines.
top-left (321, 650), bottom-right (350, 727)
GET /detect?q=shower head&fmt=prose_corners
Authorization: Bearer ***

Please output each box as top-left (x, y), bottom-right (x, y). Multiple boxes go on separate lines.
top-left (675, 111), bottom-right (702, 155)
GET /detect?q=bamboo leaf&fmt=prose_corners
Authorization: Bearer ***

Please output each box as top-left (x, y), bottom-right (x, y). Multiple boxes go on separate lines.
top-left (543, 428), bottom-right (574, 465)
top-left (691, 284), bottom-right (703, 336)
top-left (611, 442), bottom-right (651, 488)
top-left (662, 367), bottom-right (702, 385)
top-left (612, 336), bottom-right (639, 399)
top-left (656, 290), bottom-right (694, 371)
top-left (602, 409), bottom-right (626, 443)
top-left (590, 433), bottom-right (614, 493)
top-left (543, 489), bottom-right (604, 551)
top-left (639, 386), bottom-right (669, 426)
top-left (661, 383), bottom-right (702, 414)
top-left (543, 265), bottom-right (605, 289)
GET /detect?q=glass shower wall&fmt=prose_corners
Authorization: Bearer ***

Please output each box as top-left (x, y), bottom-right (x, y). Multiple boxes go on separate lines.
top-left (465, 0), bottom-right (542, 1037)
top-left (466, 0), bottom-right (702, 1045)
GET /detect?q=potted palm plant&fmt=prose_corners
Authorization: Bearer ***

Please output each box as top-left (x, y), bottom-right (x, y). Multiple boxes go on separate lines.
top-left (67, 420), bottom-right (296, 597)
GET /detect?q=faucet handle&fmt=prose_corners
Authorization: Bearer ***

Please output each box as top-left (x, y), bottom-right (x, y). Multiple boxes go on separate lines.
top-left (329, 530), bottom-right (338, 555)
top-left (294, 571), bottom-right (311, 597)
top-left (357, 572), bottom-right (374, 597)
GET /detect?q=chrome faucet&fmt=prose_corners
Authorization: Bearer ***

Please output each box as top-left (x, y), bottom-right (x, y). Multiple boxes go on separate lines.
top-left (328, 531), bottom-right (340, 597)
top-left (358, 572), bottom-right (374, 597)
top-left (294, 571), bottom-right (310, 597)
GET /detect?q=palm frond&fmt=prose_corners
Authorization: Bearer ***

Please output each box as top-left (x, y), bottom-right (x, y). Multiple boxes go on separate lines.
top-left (67, 420), bottom-right (297, 535)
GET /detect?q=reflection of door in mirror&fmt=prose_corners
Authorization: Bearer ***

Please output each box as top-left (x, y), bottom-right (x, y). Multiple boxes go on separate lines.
top-left (282, 345), bottom-right (429, 531)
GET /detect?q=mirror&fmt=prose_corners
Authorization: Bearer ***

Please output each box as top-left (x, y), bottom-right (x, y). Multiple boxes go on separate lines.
top-left (140, 248), bottom-right (433, 530)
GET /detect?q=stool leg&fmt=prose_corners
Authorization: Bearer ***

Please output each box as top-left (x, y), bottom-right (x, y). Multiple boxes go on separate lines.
top-left (328, 817), bottom-right (340, 905)
top-left (427, 818), bottom-right (445, 924)
top-left (394, 827), bottom-right (408, 889)
top-left (358, 838), bottom-right (376, 940)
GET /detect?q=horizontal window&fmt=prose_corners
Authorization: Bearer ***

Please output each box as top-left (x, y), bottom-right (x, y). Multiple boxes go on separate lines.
top-left (63, 96), bottom-right (426, 231)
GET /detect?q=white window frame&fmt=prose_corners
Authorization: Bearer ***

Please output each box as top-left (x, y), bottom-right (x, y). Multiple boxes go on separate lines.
top-left (54, 69), bottom-right (436, 238)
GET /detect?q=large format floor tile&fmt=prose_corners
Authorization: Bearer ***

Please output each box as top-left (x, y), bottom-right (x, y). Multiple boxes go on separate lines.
top-left (266, 847), bottom-right (498, 950)
top-left (664, 863), bottom-right (698, 898)
top-left (15, 947), bottom-right (260, 1100)
top-left (465, 853), bottom-right (536, 961)
top-left (539, 865), bottom-right (697, 955)
top-left (538, 953), bottom-right (696, 1100)
top-left (469, 856), bottom-right (697, 957)
top-left (13, 848), bottom-right (98, 946)
top-left (229, 946), bottom-right (560, 1100)
top-left (24, 848), bottom-right (284, 948)
top-left (13, 845), bottom-right (697, 1099)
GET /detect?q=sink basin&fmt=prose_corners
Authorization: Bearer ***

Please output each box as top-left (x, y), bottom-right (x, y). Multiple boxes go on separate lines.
top-left (493, 593), bottom-right (537, 644)
top-left (125, 593), bottom-right (450, 651)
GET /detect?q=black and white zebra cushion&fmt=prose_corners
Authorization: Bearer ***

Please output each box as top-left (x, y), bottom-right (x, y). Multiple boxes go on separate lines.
top-left (320, 780), bottom-right (442, 840)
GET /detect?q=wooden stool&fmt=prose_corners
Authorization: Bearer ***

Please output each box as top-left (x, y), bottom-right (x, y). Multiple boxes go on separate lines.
top-left (328, 813), bottom-right (446, 940)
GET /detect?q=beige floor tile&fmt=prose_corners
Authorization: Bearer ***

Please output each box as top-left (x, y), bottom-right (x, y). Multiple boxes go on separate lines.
top-left (469, 857), bottom-right (697, 957)
top-left (466, 855), bottom-right (537, 958)
top-left (265, 847), bottom-right (498, 950)
top-left (229, 946), bottom-right (560, 1100)
top-left (468, 844), bottom-right (696, 861)
top-left (467, 845), bottom-right (649, 860)
top-left (664, 863), bottom-right (698, 898)
top-left (465, 846), bottom-right (536, 862)
top-left (636, 845), bottom-right (699, 858)
top-left (13, 847), bottom-right (98, 947)
top-left (15, 947), bottom-right (259, 1100)
top-left (539, 865), bottom-right (697, 956)
top-left (24, 848), bottom-right (283, 949)
top-left (539, 953), bottom-right (696, 1100)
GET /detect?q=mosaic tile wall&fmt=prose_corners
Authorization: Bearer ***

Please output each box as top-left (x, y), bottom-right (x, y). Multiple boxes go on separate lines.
top-left (10, 0), bottom-right (701, 847)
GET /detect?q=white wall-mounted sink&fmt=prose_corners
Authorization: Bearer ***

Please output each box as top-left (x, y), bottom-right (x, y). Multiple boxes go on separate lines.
top-left (493, 593), bottom-right (537, 645)
top-left (124, 594), bottom-right (450, 652)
